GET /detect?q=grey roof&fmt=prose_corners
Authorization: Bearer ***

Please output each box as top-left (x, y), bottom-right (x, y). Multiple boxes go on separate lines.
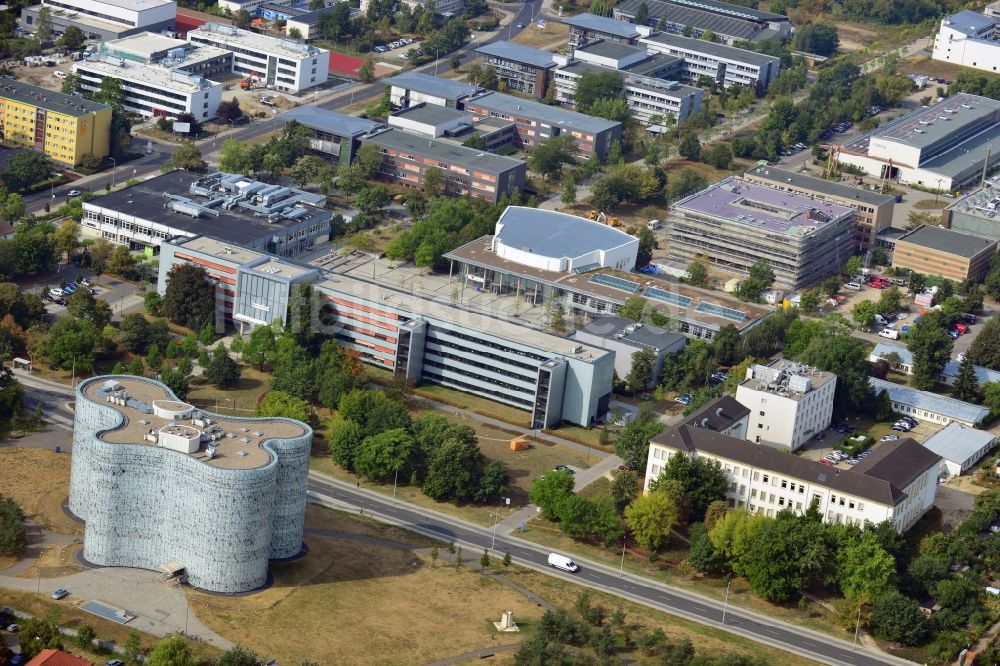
top-left (640, 31), bottom-right (780, 67)
top-left (466, 91), bottom-right (622, 134)
top-left (475, 40), bottom-right (557, 68)
top-left (944, 9), bottom-right (999, 35)
top-left (579, 315), bottom-right (687, 350)
top-left (870, 343), bottom-right (1000, 385)
top-left (557, 60), bottom-right (609, 77)
top-left (391, 104), bottom-right (470, 126)
top-left (850, 438), bottom-right (943, 499)
top-left (576, 39), bottom-right (647, 60)
top-left (667, 0), bottom-right (788, 22)
top-left (869, 377), bottom-right (990, 425)
top-left (495, 206), bottom-right (637, 259)
top-left (386, 71), bottom-right (480, 101)
top-left (920, 422), bottom-right (997, 465)
top-left (0, 77), bottom-right (110, 118)
top-left (745, 166), bottom-right (895, 206)
top-left (653, 421), bottom-right (926, 506)
top-left (622, 51), bottom-right (682, 74)
top-left (361, 128), bottom-right (524, 175)
top-left (896, 225), bottom-right (997, 258)
top-left (615, 0), bottom-right (769, 41)
top-left (287, 6), bottom-right (357, 26)
top-left (562, 13), bottom-right (641, 38)
top-left (279, 106), bottom-right (382, 138)
top-left (681, 395), bottom-right (749, 432)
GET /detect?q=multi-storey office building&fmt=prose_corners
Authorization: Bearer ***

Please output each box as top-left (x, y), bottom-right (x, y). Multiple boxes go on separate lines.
top-left (74, 56), bottom-right (224, 121)
top-left (666, 176), bottom-right (856, 289)
top-left (639, 31), bottom-right (781, 91)
top-left (360, 127), bottom-right (525, 202)
top-left (474, 41), bottom-right (558, 98)
top-left (387, 71), bottom-right (481, 110)
top-left (82, 171), bottom-right (332, 258)
top-left (837, 93), bottom-right (1000, 192)
top-left (279, 106), bottom-right (383, 166)
top-left (734, 359), bottom-right (836, 451)
top-left (187, 22), bottom-right (329, 93)
top-left (563, 12), bottom-right (642, 48)
top-left (932, 10), bottom-right (1000, 74)
top-left (386, 104), bottom-right (516, 152)
top-left (465, 91), bottom-right (623, 161)
top-left (743, 166), bottom-right (895, 252)
top-left (891, 224), bottom-right (997, 283)
top-left (20, 0), bottom-right (176, 41)
top-left (644, 398), bottom-right (940, 532)
top-left (71, 375), bottom-right (312, 593)
top-left (100, 32), bottom-right (234, 78)
top-left (614, 0), bottom-right (791, 44)
top-left (0, 78), bottom-right (111, 166)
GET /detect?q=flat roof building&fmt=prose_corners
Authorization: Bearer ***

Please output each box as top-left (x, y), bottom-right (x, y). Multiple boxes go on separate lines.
top-left (474, 41), bottom-right (558, 98)
top-left (639, 31), bottom-right (781, 91)
top-left (932, 10), bottom-right (1000, 75)
top-left (892, 225), bottom-right (997, 283)
top-left (869, 377), bottom-right (990, 427)
top-left (869, 342), bottom-right (1000, 388)
top-left (82, 170), bottom-right (333, 259)
top-left (188, 22), bottom-right (329, 93)
top-left (360, 127), bottom-right (526, 202)
top-left (614, 0), bottom-right (791, 45)
top-left (921, 422), bottom-right (997, 477)
top-left (0, 78), bottom-right (111, 166)
top-left (942, 176), bottom-right (1000, 242)
top-left (279, 106), bottom-right (382, 166)
top-left (744, 165), bottom-right (896, 252)
top-left (837, 93), bottom-right (1000, 192)
top-left (645, 398), bottom-right (940, 532)
top-left (70, 375), bottom-right (312, 593)
top-left (465, 91), bottom-right (623, 161)
top-left (387, 71), bottom-right (481, 110)
top-left (20, 0), bottom-right (175, 41)
top-left (99, 31), bottom-right (234, 78)
top-left (667, 176), bottom-right (856, 289)
top-left (562, 12), bottom-right (643, 48)
top-left (571, 315), bottom-right (686, 386)
top-left (285, 6), bottom-right (363, 41)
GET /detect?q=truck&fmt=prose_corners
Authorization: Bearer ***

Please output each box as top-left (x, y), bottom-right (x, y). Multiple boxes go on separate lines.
top-left (547, 553), bottom-right (580, 572)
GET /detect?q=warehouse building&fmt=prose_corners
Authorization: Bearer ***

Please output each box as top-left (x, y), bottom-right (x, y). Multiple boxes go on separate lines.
top-left (82, 171), bottom-right (333, 257)
top-left (869, 343), bottom-right (1000, 387)
top-left (188, 22), bottom-right (329, 92)
top-left (836, 93), bottom-right (1000, 193)
top-left (387, 71), bottom-right (481, 110)
top-left (20, 0), bottom-right (175, 41)
top-left (743, 166), bottom-right (896, 252)
top-left (563, 12), bottom-right (643, 48)
top-left (0, 78), bottom-right (111, 166)
top-left (891, 225), bottom-right (997, 283)
top-left (359, 127), bottom-right (526, 202)
top-left (932, 10), bottom-right (1000, 74)
top-left (645, 398), bottom-right (940, 532)
top-left (666, 176), bottom-right (856, 289)
top-left (474, 41), bottom-right (558, 98)
top-left (869, 377), bottom-right (990, 427)
top-left (465, 91), bottom-right (623, 161)
top-left (278, 106), bottom-right (383, 166)
top-left (921, 422), bottom-right (997, 477)
top-left (639, 32), bottom-right (781, 91)
top-left (613, 0), bottom-right (791, 44)
top-left (70, 375), bottom-right (312, 593)
top-left (942, 177), bottom-right (1000, 242)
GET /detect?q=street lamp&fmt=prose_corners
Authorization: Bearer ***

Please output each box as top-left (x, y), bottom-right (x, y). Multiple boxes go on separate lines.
top-left (433, 48), bottom-right (441, 76)
top-left (619, 537), bottom-right (626, 576)
top-left (491, 496), bottom-right (509, 552)
top-left (109, 157), bottom-right (117, 189)
top-left (392, 466), bottom-right (399, 502)
top-left (934, 177), bottom-right (944, 204)
top-left (852, 605), bottom-right (862, 650)
top-left (721, 577), bottom-right (732, 624)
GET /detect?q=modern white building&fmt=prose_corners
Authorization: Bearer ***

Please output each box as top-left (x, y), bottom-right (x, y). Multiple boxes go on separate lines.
top-left (932, 9), bottom-right (1000, 74)
top-left (74, 57), bottom-right (224, 121)
top-left (645, 397), bottom-right (941, 532)
top-left (921, 422), bottom-right (997, 477)
top-left (869, 377), bottom-right (991, 427)
top-left (387, 71), bottom-right (481, 110)
top-left (735, 359), bottom-right (837, 451)
top-left (639, 32), bottom-right (782, 91)
top-left (20, 0), bottom-right (176, 41)
top-left (187, 22), bottom-right (329, 93)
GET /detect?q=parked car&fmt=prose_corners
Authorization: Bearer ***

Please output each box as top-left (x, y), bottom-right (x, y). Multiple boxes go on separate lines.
top-left (48, 287), bottom-right (64, 298)
top-left (6, 623), bottom-right (19, 632)
top-left (952, 322), bottom-right (969, 334)
top-left (879, 328), bottom-right (900, 340)
top-left (12, 654), bottom-right (25, 666)
top-left (79, 278), bottom-right (91, 287)
top-left (844, 282), bottom-right (862, 291)
top-left (67, 189), bottom-right (82, 197)
top-left (553, 465), bottom-right (575, 475)
top-left (901, 417), bottom-right (917, 426)
top-left (948, 329), bottom-right (960, 340)
top-left (962, 313), bottom-right (976, 325)
top-left (819, 459), bottom-right (834, 465)
top-left (107, 659), bottom-right (125, 665)
top-left (675, 393), bottom-right (691, 405)
top-left (814, 432), bottom-right (826, 441)
top-left (51, 588), bottom-right (69, 600)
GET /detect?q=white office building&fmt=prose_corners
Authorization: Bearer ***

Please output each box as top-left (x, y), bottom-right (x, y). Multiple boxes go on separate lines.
top-left (74, 56), bottom-right (224, 121)
top-left (921, 422), bottom-right (997, 478)
top-left (187, 22), bottom-right (329, 93)
top-left (932, 9), bottom-right (1000, 74)
top-left (639, 32), bottom-right (781, 91)
top-left (735, 359), bottom-right (837, 451)
top-left (20, 0), bottom-right (176, 41)
top-left (645, 397), bottom-right (941, 532)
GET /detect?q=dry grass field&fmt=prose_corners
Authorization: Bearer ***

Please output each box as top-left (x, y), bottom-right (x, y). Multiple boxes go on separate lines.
top-left (0, 447), bottom-right (80, 535)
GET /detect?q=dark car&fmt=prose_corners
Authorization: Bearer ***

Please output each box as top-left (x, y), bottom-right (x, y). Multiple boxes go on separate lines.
top-left (554, 465), bottom-right (575, 475)
top-left (814, 432), bottom-right (825, 441)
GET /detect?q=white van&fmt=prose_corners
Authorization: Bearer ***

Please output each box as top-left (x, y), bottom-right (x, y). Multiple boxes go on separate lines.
top-left (647, 219), bottom-right (661, 230)
top-left (879, 328), bottom-right (900, 340)
top-left (53, 70), bottom-right (67, 79)
top-left (548, 553), bottom-right (579, 573)
top-left (49, 288), bottom-right (64, 298)
top-left (844, 282), bottom-right (862, 291)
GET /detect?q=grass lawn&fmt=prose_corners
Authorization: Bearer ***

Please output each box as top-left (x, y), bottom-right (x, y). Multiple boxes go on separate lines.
top-left (0, 447), bottom-right (80, 536)
top-left (510, 21), bottom-right (569, 50)
top-left (185, 366), bottom-right (272, 416)
top-left (404, 382), bottom-right (532, 427)
top-left (913, 198), bottom-right (946, 210)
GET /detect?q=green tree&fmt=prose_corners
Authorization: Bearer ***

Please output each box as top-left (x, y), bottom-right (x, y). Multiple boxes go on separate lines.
top-left (686, 259), bottom-right (708, 286)
top-left (792, 22), bottom-right (840, 56)
top-left (869, 592), bottom-right (929, 646)
top-left (339, 389), bottom-right (411, 439)
top-left (167, 141), bottom-right (207, 172)
top-left (358, 56), bottom-right (376, 83)
top-left (144, 291), bottom-right (162, 315)
top-left (2, 151), bottom-right (51, 192)
top-left (66, 289), bottom-right (111, 329)
top-left (18, 618), bottom-right (62, 657)
top-left (123, 630), bottom-right (143, 664)
top-left (257, 390), bottom-right (311, 422)
top-left (146, 343), bottom-right (163, 372)
top-left (217, 645), bottom-right (264, 666)
top-left (624, 492), bottom-right (677, 552)
top-left (702, 143), bottom-right (733, 169)
top-left (626, 347), bottom-right (656, 390)
top-left (356, 428), bottom-right (416, 483)
top-left (35, 6), bottom-right (54, 44)
top-left (145, 635), bottom-right (194, 666)
top-left (845, 255), bottom-right (862, 277)
top-left (678, 133), bottom-right (701, 161)
top-left (45, 318), bottom-right (97, 373)
top-left (651, 451), bottom-right (728, 522)
top-left (422, 436), bottom-right (484, 501)
top-left (712, 323), bottom-right (740, 366)
top-left (421, 166), bottom-right (443, 197)
top-left (161, 263), bottom-right (215, 330)
top-left (74, 625), bottom-right (96, 650)
top-left (95, 76), bottom-right (126, 111)
top-left (610, 469), bottom-right (639, 510)
top-left (907, 311), bottom-right (953, 389)
top-left (838, 532), bottom-right (895, 601)
top-left (851, 300), bottom-right (878, 328)
top-left (53, 219), bottom-right (80, 262)
top-left (561, 175), bottom-right (577, 205)
top-left (876, 286), bottom-right (902, 314)
top-left (529, 135), bottom-right (576, 181)
top-left (204, 344), bottom-right (241, 388)
top-left (619, 296), bottom-right (646, 321)
top-left (530, 470), bottom-right (575, 519)
top-left (952, 354), bottom-right (981, 403)
top-left (574, 70), bottom-right (624, 112)
top-left (614, 411), bottom-right (662, 471)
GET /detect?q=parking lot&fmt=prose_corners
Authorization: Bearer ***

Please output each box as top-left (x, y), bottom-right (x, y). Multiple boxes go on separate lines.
top-left (26, 268), bottom-right (145, 323)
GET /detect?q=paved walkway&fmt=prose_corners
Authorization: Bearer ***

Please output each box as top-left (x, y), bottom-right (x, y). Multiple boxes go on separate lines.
top-left (423, 643), bottom-right (522, 666)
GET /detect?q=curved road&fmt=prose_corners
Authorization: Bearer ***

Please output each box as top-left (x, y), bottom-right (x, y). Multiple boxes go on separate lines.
top-left (307, 473), bottom-right (917, 666)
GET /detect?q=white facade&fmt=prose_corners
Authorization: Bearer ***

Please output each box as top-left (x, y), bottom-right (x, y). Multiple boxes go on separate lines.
top-left (74, 58), bottom-right (224, 120)
top-left (869, 377), bottom-right (990, 427)
top-left (932, 10), bottom-right (1000, 74)
top-left (639, 32), bottom-right (781, 90)
top-left (23, 0), bottom-right (176, 38)
top-left (735, 360), bottom-right (836, 451)
top-left (922, 422), bottom-right (997, 477)
top-left (188, 23), bottom-right (329, 93)
top-left (553, 67), bottom-right (702, 124)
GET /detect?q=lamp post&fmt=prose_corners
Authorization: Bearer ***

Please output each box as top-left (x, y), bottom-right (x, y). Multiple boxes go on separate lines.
top-left (110, 157), bottom-right (117, 189)
top-left (721, 577), bottom-right (732, 625)
top-left (433, 48), bottom-right (441, 76)
top-left (853, 606), bottom-right (862, 649)
top-left (619, 537), bottom-right (626, 576)
top-left (392, 466), bottom-right (399, 502)
top-left (491, 496), bottom-right (508, 552)
top-left (934, 177), bottom-right (944, 204)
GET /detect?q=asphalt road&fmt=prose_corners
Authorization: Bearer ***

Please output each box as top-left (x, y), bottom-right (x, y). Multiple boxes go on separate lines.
top-left (307, 474), bottom-right (917, 666)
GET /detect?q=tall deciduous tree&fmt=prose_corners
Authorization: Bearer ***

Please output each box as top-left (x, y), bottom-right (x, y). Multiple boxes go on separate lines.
top-left (204, 344), bottom-right (241, 388)
top-left (952, 354), bottom-right (981, 403)
top-left (161, 263), bottom-right (215, 330)
top-left (907, 311), bottom-right (953, 389)
top-left (257, 389), bottom-right (311, 422)
top-left (530, 470), bottom-right (575, 520)
top-left (624, 492), bottom-right (677, 552)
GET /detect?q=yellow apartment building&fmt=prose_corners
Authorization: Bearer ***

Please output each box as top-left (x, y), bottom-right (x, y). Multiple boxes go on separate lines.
top-left (0, 78), bottom-right (112, 166)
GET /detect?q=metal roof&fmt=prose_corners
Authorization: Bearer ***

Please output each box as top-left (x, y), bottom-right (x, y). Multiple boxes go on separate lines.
top-left (869, 377), bottom-right (990, 425)
top-left (870, 343), bottom-right (1000, 385)
top-left (466, 91), bottom-right (622, 133)
top-left (390, 103), bottom-right (469, 126)
top-left (579, 315), bottom-right (687, 350)
top-left (495, 206), bottom-right (638, 260)
top-left (575, 39), bottom-right (648, 61)
top-left (361, 128), bottom-right (524, 175)
top-left (562, 13), bottom-right (641, 38)
top-left (943, 9), bottom-right (999, 35)
top-left (896, 225), bottom-right (997, 258)
top-left (0, 77), bottom-right (110, 118)
top-left (279, 106), bottom-right (382, 137)
top-left (385, 71), bottom-right (480, 100)
top-left (745, 166), bottom-right (896, 206)
top-left (920, 422), bottom-right (997, 465)
top-left (475, 40), bottom-right (557, 68)
top-left (640, 31), bottom-right (781, 67)
top-left (615, 0), bottom-right (769, 40)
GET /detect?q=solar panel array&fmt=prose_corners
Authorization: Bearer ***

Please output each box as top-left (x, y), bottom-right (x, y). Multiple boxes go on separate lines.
top-left (589, 273), bottom-right (640, 293)
top-left (695, 301), bottom-right (747, 322)
top-left (643, 285), bottom-right (693, 308)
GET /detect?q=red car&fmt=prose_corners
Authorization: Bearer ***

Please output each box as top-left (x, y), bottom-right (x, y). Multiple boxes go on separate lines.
top-left (952, 323), bottom-right (969, 334)
top-left (868, 277), bottom-right (890, 289)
